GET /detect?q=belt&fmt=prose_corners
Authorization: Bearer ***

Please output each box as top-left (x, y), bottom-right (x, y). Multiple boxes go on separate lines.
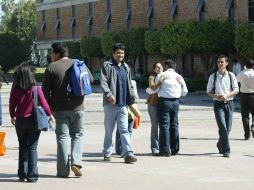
top-left (159, 97), bottom-right (179, 101)
top-left (214, 100), bottom-right (233, 104)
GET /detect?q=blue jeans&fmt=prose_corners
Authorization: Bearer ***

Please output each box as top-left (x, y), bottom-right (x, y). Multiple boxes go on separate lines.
top-left (148, 104), bottom-right (159, 154)
top-left (103, 104), bottom-right (134, 158)
top-left (115, 119), bottom-right (134, 155)
top-left (214, 101), bottom-right (234, 154)
top-left (15, 116), bottom-right (41, 181)
top-left (0, 94), bottom-right (2, 125)
top-left (158, 97), bottom-right (180, 154)
top-left (54, 111), bottom-right (84, 177)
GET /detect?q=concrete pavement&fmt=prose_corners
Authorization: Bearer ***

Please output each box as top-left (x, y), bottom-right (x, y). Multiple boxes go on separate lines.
top-left (0, 84), bottom-right (253, 190)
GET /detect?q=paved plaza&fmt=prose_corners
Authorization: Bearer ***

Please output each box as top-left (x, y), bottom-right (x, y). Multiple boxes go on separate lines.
top-left (0, 84), bottom-right (254, 190)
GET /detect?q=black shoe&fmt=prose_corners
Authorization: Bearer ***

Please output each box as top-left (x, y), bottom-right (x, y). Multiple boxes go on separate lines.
top-left (152, 152), bottom-right (160, 156)
top-left (216, 142), bottom-right (223, 154)
top-left (18, 178), bottom-right (25, 182)
top-left (244, 132), bottom-right (251, 140)
top-left (103, 155), bottom-right (111, 161)
top-left (124, 155), bottom-right (137, 163)
top-left (27, 179), bottom-right (38, 183)
top-left (223, 153), bottom-right (230, 158)
top-left (159, 152), bottom-right (171, 157)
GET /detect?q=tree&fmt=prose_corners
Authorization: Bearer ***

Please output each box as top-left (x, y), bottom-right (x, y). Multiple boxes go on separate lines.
top-left (0, 0), bottom-right (36, 64)
top-left (101, 31), bottom-right (119, 57)
top-left (193, 20), bottom-right (235, 78)
top-left (235, 23), bottom-right (254, 59)
top-left (144, 30), bottom-right (161, 55)
top-left (0, 32), bottom-right (27, 72)
top-left (80, 36), bottom-right (103, 70)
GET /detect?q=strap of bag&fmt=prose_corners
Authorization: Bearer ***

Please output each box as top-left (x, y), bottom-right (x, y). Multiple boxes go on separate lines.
top-left (33, 86), bottom-right (38, 108)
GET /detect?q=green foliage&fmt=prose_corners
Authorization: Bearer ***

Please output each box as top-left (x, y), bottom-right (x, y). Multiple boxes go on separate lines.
top-left (160, 21), bottom-right (197, 57)
top-left (144, 30), bottom-right (161, 55)
top-left (0, 0), bottom-right (36, 62)
top-left (194, 20), bottom-right (235, 53)
top-left (0, 32), bottom-right (27, 72)
top-left (118, 28), bottom-right (146, 60)
top-left (235, 23), bottom-right (254, 59)
top-left (66, 41), bottom-right (82, 59)
top-left (101, 31), bottom-right (119, 57)
top-left (80, 36), bottom-right (103, 58)
top-left (185, 78), bottom-right (207, 92)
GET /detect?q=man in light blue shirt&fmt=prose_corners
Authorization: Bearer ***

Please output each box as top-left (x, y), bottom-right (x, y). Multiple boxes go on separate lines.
top-left (156, 59), bottom-right (188, 156)
top-left (207, 55), bottom-right (239, 158)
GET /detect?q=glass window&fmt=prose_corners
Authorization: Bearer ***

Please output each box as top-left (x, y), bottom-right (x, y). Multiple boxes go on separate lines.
top-left (249, 0), bottom-right (254, 22)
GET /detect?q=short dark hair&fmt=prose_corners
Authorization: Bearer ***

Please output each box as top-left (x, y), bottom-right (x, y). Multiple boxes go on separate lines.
top-left (13, 62), bottom-right (36, 90)
top-left (51, 42), bottom-right (68, 58)
top-left (113, 43), bottom-right (125, 52)
top-left (217, 54), bottom-right (229, 62)
top-left (164, 59), bottom-right (175, 69)
top-left (244, 59), bottom-right (254, 69)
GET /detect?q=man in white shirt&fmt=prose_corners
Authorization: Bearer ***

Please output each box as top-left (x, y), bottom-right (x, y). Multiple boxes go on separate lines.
top-left (236, 59), bottom-right (254, 140)
top-left (156, 59), bottom-right (188, 156)
top-left (207, 55), bottom-right (239, 158)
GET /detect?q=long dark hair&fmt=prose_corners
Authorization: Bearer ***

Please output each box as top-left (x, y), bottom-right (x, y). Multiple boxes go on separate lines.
top-left (13, 62), bottom-right (36, 90)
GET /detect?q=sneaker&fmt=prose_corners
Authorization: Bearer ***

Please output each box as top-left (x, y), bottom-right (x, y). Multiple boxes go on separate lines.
top-left (71, 165), bottom-right (82, 177)
top-left (223, 153), bottom-right (230, 158)
top-left (103, 155), bottom-right (111, 161)
top-left (124, 155), bottom-right (137, 163)
top-left (251, 127), bottom-right (254, 138)
top-left (27, 179), bottom-right (38, 183)
top-left (159, 152), bottom-right (171, 157)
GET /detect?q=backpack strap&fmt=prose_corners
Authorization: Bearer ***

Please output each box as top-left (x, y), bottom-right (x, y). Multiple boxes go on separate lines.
top-left (33, 86), bottom-right (38, 108)
top-left (212, 72), bottom-right (217, 94)
top-left (228, 71), bottom-right (233, 91)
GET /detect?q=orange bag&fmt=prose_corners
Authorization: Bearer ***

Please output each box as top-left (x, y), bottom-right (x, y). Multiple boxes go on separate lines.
top-left (0, 131), bottom-right (6, 156)
top-left (133, 116), bottom-right (141, 129)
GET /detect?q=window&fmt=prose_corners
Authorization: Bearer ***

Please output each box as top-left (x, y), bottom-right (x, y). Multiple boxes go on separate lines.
top-left (171, 0), bottom-right (178, 20)
top-left (55, 8), bottom-right (60, 40)
top-left (41, 10), bottom-right (46, 40)
top-left (198, 0), bottom-right (205, 22)
top-left (125, 0), bottom-right (131, 29)
top-left (226, 0), bottom-right (235, 23)
top-left (147, 0), bottom-right (153, 30)
top-left (104, 0), bottom-right (111, 31)
top-left (71, 5), bottom-right (76, 39)
top-left (87, 2), bottom-right (93, 36)
top-left (249, 0), bottom-right (254, 22)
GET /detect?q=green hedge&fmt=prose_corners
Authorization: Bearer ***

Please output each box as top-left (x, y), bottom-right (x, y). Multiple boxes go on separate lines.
top-left (185, 78), bottom-right (207, 92)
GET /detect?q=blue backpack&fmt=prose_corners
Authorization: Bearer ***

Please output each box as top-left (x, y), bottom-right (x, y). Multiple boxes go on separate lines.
top-left (67, 59), bottom-right (92, 96)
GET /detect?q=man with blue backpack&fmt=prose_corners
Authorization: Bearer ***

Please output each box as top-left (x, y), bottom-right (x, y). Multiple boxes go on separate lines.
top-left (100, 43), bottom-right (137, 163)
top-left (42, 42), bottom-right (93, 177)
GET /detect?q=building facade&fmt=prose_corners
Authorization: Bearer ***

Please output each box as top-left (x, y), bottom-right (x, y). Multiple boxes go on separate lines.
top-left (36, 0), bottom-right (253, 73)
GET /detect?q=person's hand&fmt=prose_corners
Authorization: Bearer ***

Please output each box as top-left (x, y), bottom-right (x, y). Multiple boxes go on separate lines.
top-left (49, 115), bottom-right (56, 124)
top-left (11, 117), bottom-right (16, 125)
top-left (107, 96), bottom-right (116, 104)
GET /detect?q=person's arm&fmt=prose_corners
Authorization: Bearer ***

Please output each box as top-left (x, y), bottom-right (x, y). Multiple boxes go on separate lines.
top-left (9, 87), bottom-right (16, 125)
top-left (42, 68), bottom-right (52, 105)
top-left (225, 73), bottom-right (239, 99)
top-left (176, 75), bottom-right (188, 96)
top-left (100, 63), bottom-right (115, 104)
top-left (149, 75), bottom-right (162, 90)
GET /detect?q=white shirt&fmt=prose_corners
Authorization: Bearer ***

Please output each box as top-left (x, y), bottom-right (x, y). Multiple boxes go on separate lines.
top-left (237, 69), bottom-right (254, 93)
top-left (156, 69), bottom-right (188, 98)
top-left (207, 71), bottom-right (239, 101)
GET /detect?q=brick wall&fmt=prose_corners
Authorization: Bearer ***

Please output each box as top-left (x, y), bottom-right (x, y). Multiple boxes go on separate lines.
top-left (45, 9), bottom-right (56, 41)
top-left (76, 4), bottom-right (87, 38)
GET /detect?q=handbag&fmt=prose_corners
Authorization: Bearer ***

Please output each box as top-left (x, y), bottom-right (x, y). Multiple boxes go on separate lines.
top-left (129, 104), bottom-right (141, 129)
top-left (33, 86), bottom-right (49, 131)
top-left (0, 131), bottom-right (6, 156)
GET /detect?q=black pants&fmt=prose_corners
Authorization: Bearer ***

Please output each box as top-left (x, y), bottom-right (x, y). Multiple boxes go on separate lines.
top-left (15, 116), bottom-right (41, 181)
top-left (240, 93), bottom-right (254, 138)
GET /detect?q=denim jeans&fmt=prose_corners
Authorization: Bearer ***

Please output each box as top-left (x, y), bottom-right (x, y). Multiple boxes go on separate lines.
top-left (148, 104), bottom-right (159, 154)
top-left (15, 116), bottom-right (41, 181)
top-left (54, 111), bottom-right (84, 177)
top-left (115, 119), bottom-right (134, 155)
top-left (240, 93), bottom-right (254, 138)
top-left (158, 97), bottom-right (180, 154)
top-left (103, 104), bottom-right (134, 158)
top-left (0, 94), bottom-right (2, 125)
top-left (214, 101), bottom-right (234, 154)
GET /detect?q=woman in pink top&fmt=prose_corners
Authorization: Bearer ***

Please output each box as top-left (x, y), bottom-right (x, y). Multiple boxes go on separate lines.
top-left (9, 63), bottom-right (55, 183)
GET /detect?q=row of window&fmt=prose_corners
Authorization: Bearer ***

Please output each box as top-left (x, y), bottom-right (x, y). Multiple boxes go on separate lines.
top-left (39, 0), bottom-right (254, 40)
